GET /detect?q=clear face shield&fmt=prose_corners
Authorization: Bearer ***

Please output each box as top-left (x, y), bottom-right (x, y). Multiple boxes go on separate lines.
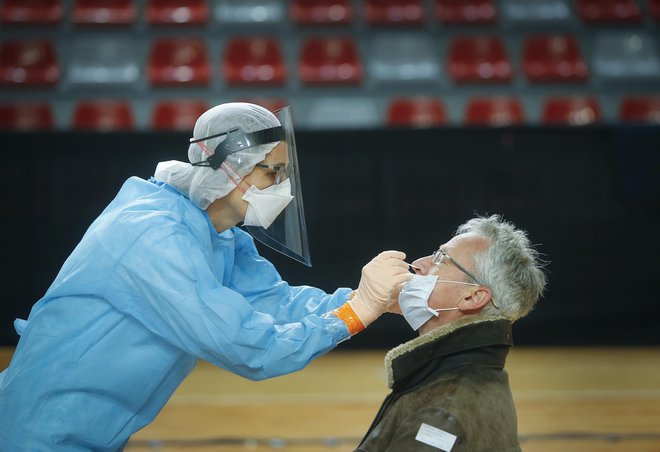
top-left (190, 106), bottom-right (312, 267)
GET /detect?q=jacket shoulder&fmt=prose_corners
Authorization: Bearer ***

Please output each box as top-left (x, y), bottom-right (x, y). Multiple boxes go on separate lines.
top-left (358, 368), bottom-right (519, 451)
top-left (357, 402), bottom-right (468, 452)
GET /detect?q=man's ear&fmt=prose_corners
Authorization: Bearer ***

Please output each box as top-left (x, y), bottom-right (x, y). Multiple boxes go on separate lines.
top-left (458, 287), bottom-right (492, 312)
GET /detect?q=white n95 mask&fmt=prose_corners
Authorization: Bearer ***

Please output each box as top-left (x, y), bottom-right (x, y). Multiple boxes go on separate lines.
top-left (399, 274), bottom-right (459, 331)
top-left (242, 178), bottom-right (294, 229)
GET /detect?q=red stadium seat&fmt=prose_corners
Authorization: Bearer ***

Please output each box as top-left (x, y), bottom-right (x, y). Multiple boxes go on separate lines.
top-left (542, 97), bottom-right (601, 125)
top-left (299, 37), bottom-right (362, 85)
top-left (448, 37), bottom-right (512, 83)
top-left (151, 100), bottom-right (208, 130)
top-left (387, 98), bottom-right (447, 127)
top-left (576, 0), bottom-right (642, 24)
top-left (523, 35), bottom-right (589, 83)
top-left (291, 0), bottom-right (352, 25)
top-left (0, 102), bottom-right (54, 130)
top-left (650, 0), bottom-right (660, 21)
top-left (72, 100), bottom-right (134, 131)
top-left (436, 0), bottom-right (498, 25)
top-left (1, 0), bottom-right (63, 25)
top-left (148, 38), bottom-right (210, 86)
top-left (224, 37), bottom-right (286, 86)
top-left (0, 40), bottom-right (59, 86)
top-left (146, 0), bottom-right (208, 25)
top-left (237, 98), bottom-right (288, 113)
top-left (465, 97), bottom-right (523, 126)
top-left (364, 0), bottom-right (424, 25)
top-left (619, 97), bottom-right (660, 124)
top-left (72, 0), bottom-right (136, 26)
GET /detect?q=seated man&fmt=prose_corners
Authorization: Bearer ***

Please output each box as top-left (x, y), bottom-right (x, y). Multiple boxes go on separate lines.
top-left (356, 215), bottom-right (547, 452)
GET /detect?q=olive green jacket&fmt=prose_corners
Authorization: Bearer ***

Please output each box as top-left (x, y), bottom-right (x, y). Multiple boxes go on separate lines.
top-left (356, 316), bottom-right (520, 452)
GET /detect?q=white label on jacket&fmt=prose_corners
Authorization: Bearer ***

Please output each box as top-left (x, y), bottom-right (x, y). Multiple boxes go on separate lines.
top-left (415, 423), bottom-right (457, 451)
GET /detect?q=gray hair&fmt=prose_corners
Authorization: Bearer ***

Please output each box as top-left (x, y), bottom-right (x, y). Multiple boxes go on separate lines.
top-left (456, 215), bottom-right (547, 321)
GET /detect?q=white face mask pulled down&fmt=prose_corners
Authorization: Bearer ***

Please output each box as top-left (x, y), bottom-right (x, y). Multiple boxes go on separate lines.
top-left (398, 274), bottom-right (479, 331)
top-left (242, 178), bottom-right (294, 229)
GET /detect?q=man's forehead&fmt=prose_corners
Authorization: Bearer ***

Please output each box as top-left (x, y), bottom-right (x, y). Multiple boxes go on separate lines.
top-left (441, 233), bottom-right (488, 255)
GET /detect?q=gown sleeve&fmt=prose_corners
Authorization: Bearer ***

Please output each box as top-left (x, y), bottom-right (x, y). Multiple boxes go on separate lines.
top-left (102, 216), bottom-right (351, 381)
top-left (227, 229), bottom-right (351, 322)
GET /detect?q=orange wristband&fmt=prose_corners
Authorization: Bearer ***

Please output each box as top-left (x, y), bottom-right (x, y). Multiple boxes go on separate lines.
top-left (333, 302), bottom-right (365, 336)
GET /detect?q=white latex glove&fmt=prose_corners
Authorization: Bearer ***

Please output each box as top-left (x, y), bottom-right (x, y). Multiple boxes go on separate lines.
top-left (386, 282), bottom-right (405, 315)
top-left (349, 250), bottom-right (413, 326)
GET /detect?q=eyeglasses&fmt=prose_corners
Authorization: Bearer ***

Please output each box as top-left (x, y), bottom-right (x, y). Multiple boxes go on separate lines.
top-left (254, 163), bottom-right (289, 184)
top-left (431, 248), bottom-right (499, 309)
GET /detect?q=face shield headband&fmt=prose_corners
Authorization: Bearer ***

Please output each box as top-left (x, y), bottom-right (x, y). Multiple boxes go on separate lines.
top-left (190, 126), bottom-right (285, 170)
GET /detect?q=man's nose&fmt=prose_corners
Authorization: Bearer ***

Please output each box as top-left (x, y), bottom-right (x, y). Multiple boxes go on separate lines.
top-left (412, 256), bottom-right (433, 275)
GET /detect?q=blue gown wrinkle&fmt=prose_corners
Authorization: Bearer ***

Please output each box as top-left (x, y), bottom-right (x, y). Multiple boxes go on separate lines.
top-left (0, 176), bottom-right (351, 451)
top-left (13, 319), bottom-right (26, 336)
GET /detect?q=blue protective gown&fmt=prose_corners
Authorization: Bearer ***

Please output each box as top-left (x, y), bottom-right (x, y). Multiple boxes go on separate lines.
top-left (0, 177), bottom-right (351, 451)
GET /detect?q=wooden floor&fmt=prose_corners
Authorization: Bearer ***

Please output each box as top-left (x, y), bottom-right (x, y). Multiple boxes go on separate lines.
top-left (2, 347), bottom-right (660, 451)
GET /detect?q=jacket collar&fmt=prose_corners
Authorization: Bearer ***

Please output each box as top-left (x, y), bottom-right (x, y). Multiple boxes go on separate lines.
top-left (385, 315), bottom-right (513, 389)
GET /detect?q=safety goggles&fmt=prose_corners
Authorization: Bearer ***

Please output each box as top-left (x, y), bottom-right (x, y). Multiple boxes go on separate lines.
top-left (254, 163), bottom-right (289, 185)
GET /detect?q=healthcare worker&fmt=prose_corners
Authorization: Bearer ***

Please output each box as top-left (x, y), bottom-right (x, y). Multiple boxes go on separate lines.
top-left (0, 103), bottom-right (412, 450)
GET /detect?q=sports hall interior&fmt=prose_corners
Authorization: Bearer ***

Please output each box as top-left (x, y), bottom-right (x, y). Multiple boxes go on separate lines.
top-left (1, 1), bottom-right (659, 451)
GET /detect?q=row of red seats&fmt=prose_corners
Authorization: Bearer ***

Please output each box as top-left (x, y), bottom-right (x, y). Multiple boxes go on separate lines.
top-left (2, 0), bottom-right (659, 26)
top-left (0, 100), bottom-right (207, 131)
top-left (0, 35), bottom-right (607, 86)
top-left (390, 97), bottom-right (619, 126)
top-left (2, 97), bottom-right (659, 131)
